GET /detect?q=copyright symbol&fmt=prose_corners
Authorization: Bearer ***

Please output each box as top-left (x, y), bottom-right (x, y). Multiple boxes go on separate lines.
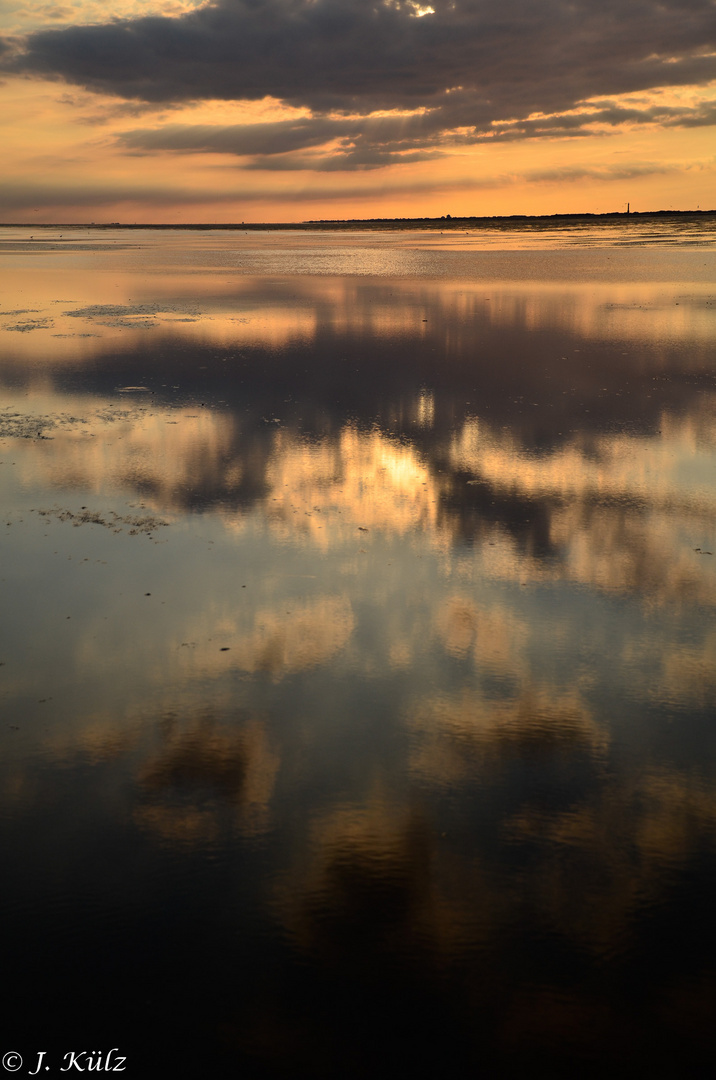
top-left (2, 1053), bottom-right (22, 1072)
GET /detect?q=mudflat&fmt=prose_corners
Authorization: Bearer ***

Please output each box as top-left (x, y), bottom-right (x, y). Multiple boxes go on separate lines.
top-left (1, 222), bottom-right (715, 1074)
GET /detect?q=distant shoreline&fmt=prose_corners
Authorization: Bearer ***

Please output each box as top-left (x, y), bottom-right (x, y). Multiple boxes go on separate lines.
top-left (2, 209), bottom-right (715, 231)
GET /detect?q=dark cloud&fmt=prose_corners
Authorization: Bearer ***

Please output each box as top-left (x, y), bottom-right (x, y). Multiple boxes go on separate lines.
top-left (119, 117), bottom-right (369, 156)
top-left (243, 148), bottom-right (444, 170)
top-left (114, 96), bottom-right (716, 171)
top-left (2, 0), bottom-right (715, 168)
top-left (4, 0), bottom-right (716, 113)
top-left (117, 113), bottom-right (447, 168)
top-left (670, 102), bottom-right (716, 128)
top-left (468, 99), bottom-right (716, 143)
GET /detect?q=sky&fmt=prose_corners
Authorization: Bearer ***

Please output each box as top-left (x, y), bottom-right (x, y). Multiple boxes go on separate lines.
top-left (1, 0), bottom-right (715, 222)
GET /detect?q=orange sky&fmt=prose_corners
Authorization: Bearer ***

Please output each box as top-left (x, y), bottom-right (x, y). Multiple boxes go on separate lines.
top-left (1, 0), bottom-right (715, 222)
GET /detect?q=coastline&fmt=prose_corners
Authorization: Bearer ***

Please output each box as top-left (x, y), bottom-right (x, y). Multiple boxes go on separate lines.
top-left (2, 209), bottom-right (715, 230)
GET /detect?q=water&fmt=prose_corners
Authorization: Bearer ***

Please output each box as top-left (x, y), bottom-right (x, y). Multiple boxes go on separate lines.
top-left (1, 223), bottom-right (715, 1075)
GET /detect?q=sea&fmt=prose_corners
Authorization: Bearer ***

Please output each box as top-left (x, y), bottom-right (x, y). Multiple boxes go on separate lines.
top-left (1, 218), bottom-right (715, 1075)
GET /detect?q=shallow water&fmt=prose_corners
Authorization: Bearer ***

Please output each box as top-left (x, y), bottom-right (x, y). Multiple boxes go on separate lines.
top-left (1, 224), bottom-right (715, 1075)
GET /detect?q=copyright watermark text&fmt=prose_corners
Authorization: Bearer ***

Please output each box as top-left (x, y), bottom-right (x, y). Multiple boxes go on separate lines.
top-left (2, 1051), bottom-right (126, 1074)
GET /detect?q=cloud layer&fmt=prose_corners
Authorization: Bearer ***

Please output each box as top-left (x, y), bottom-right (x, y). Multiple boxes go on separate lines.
top-left (3, 0), bottom-right (716, 169)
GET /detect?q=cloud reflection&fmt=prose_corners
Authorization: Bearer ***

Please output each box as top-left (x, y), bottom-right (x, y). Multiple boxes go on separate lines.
top-left (2, 240), bottom-right (716, 1071)
top-left (409, 685), bottom-right (607, 786)
top-left (224, 594), bottom-right (355, 677)
top-left (5, 380), bottom-right (715, 617)
top-left (135, 714), bottom-right (279, 842)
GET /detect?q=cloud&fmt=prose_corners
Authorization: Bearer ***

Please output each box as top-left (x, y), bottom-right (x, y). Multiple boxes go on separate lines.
top-left (479, 98), bottom-right (716, 142)
top-left (116, 113), bottom-right (448, 168)
top-left (242, 147), bottom-right (444, 170)
top-left (3, 0), bottom-right (714, 173)
top-left (0, 175), bottom-right (457, 215)
top-left (0, 156), bottom-right (677, 216)
top-left (119, 117), bottom-right (369, 156)
top-left (3, 0), bottom-right (715, 130)
top-left (0, 180), bottom-right (221, 210)
top-left (113, 96), bottom-right (716, 171)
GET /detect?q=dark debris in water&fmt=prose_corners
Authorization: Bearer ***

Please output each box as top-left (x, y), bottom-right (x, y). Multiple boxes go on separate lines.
top-left (0, 408), bottom-right (88, 439)
top-left (32, 506), bottom-right (170, 535)
top-left (2, 319), bottom-right (54, 333)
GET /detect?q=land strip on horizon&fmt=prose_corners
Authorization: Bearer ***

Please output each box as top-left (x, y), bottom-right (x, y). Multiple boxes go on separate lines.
top-left (2, 210), bottom-right (715, 231)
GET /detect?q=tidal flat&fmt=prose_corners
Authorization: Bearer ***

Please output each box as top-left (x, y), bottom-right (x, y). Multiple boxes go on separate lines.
top-left (1, 221), bottom-right (715, 1074)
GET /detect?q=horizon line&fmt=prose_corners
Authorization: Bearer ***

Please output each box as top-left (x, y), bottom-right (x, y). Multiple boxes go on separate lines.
top-left (2, 208), bottom-right (715, 229)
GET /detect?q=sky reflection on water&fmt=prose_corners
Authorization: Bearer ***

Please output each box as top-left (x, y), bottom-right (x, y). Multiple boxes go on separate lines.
top-left (1, 228), bottom-right (715, 1073)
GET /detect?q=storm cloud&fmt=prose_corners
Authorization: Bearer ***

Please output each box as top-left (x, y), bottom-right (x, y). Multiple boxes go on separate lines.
top-left (3, 0), bottom-right (716, 164)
